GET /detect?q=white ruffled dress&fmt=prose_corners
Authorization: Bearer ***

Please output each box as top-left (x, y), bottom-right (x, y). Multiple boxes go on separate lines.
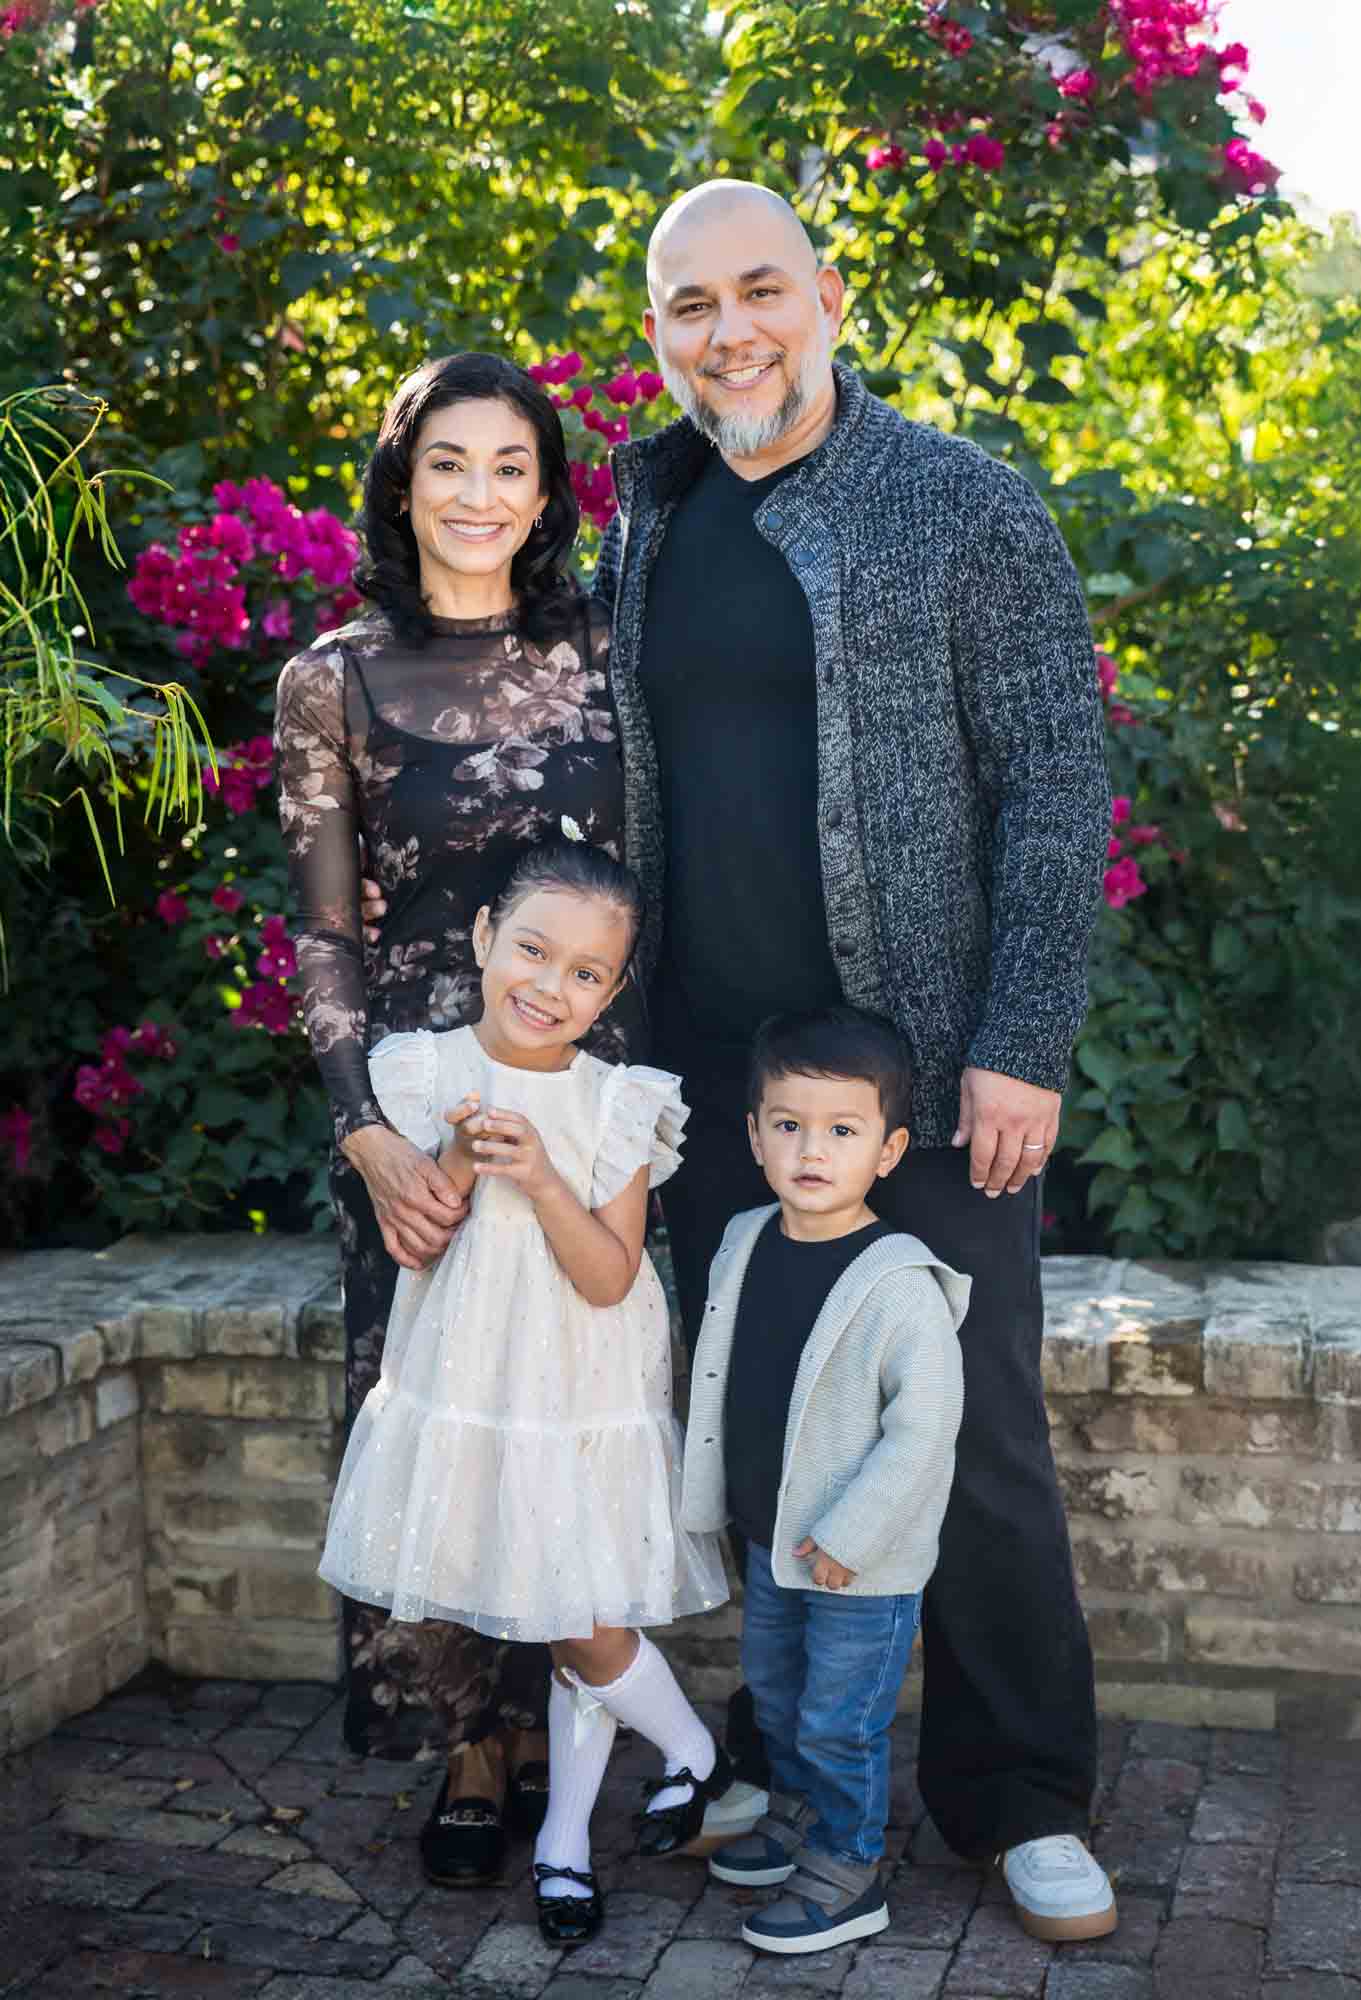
top-left (318, 1025), bottom-right (729, 1642)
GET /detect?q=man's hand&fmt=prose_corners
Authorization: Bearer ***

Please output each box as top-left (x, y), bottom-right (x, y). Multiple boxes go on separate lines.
top-left (360, 873), bottom-right (386, 946)
top-left (952, 1066), bottom-right (1060, 1197)
top-left (793, 1538), bottom-right (856, 1591)
top-left (340, 1124), bottom-right (467, 1269)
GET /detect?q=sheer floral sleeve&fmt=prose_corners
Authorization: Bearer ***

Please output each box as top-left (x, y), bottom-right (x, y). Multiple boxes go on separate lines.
top-left (274, 640), bottom-right (384, 1146)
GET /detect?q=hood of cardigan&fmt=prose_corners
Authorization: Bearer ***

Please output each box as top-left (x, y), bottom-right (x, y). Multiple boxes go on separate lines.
top-left (610, 360), bottom-right (876, 512)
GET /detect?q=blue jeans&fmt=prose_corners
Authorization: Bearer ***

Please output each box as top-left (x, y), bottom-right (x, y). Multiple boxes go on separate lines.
top-left (741, 1541), bottom-right (921, 1866)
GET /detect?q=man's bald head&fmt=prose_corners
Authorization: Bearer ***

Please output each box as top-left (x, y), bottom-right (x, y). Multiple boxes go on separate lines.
top-left (646, 180), bottom-right (818, 303)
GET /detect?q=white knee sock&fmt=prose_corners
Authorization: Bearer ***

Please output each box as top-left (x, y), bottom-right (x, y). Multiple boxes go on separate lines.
top-left (533, 1676), bottom-right (617, 1899)
top-left (583, 1633), bottom-right (716, 1815)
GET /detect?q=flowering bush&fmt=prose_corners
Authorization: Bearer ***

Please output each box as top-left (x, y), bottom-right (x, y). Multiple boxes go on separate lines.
top-left (525, 352), bottom-right (666, 531)
top-left (127, 479), bottom-right (360, 667)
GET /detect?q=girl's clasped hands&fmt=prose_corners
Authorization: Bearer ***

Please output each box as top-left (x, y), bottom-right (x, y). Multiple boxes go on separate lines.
top-left (441, 1093), bottom-right (558, 1198)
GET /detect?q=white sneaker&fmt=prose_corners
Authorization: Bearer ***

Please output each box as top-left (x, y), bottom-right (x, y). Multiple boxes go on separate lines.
top-left (682, 1780), bottom-right (769, 1858)
top-left (1002, 1835), bottom-right (1117, 1941)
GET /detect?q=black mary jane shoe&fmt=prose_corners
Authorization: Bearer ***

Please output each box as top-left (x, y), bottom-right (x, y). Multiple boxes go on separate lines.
top-left (533, 1862), bottom-right (604, 1946)
top-left (507, 1758), bottom-right (551, 1839)
top-left (635, 1744), bottom-right (735, 1858)
top-left (419, 1777), bottom-right (507, 1888)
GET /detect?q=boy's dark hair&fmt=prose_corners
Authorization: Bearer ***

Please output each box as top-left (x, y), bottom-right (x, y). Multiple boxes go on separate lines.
top-left (748, 1006), bottom-right (913, 1131)
top-left (486, 841), bottom-right (646, 969)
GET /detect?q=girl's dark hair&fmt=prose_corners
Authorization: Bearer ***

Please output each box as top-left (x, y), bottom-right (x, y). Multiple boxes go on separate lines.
top-left (355, 351), bottom-right (581, 646)
top-left (748, 1005), bottom-right (914, 1131)
top-left (486, 842), bottom-right (646, 968)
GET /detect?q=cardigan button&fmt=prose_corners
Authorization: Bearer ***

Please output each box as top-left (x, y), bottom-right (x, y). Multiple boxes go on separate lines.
top-left (826, 808), bottom-right (843, 830)
top-left (765, 507), bottom-right (784, 529)
top-left (791, 545), bottom-right (814, 567)
top-left (835, 939), bottom-right (856, 958)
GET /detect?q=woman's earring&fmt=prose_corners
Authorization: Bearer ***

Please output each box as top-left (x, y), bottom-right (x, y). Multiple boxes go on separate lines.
top-left (533, 514), bottom-right (543, 530)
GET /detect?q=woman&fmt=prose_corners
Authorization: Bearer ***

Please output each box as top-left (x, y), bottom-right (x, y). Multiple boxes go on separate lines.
top-left (274, 351), bottom-right (638, 1888)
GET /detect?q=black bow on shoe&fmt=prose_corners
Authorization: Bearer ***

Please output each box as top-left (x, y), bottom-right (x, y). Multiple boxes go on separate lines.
top-left (635, 1744), bottom-right (735, 1858)
top-left (533, 1861), bottom-right (604, 1945)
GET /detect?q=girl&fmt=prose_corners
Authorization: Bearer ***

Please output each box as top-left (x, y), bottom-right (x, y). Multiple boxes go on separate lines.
top-left (318, 840), bottom-right (731, 1946)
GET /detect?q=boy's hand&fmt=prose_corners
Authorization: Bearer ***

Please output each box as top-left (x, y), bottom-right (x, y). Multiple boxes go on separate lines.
top-left (471, 1108), bottom-right (559, 1203)
top-left (793, 1538), bottom-right (856, 1591)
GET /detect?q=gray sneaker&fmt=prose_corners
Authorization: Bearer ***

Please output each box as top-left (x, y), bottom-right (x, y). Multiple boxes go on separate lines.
top-left (709, 1792), bottom-right (815, 1887)
top-left (741, 1847), bottom-right (888, 1956)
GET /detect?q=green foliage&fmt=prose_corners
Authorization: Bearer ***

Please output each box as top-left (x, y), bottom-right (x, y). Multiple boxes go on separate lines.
top-left (1, 0), bottom-right (1358, 1257)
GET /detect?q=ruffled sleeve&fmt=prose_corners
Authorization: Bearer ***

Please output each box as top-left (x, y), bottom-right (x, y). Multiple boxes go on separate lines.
top-left (368, 1033), bottom-right (441, 1155)
top-left (590, 1065), bottom-right (690, 1207)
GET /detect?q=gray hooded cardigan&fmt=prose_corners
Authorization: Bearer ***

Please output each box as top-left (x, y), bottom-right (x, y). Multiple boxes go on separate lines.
top-left (592, 362), bottom-right (1111, 1147)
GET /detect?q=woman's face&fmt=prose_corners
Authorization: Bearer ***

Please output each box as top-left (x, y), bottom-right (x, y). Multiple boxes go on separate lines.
top-left (402, 398), bottom-right (547, 606)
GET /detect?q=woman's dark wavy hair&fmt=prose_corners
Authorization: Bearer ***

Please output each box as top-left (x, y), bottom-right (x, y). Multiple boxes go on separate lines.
top-left (355, 352), bottom-right (581, 646)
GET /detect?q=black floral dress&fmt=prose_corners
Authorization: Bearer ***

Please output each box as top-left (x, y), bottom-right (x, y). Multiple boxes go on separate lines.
top-left (275, 596), bottom-right (637, 1757)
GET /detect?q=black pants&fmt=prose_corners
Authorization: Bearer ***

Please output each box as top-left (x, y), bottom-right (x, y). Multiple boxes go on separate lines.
top-left (662, 1093), bottom-right (1098, 1857)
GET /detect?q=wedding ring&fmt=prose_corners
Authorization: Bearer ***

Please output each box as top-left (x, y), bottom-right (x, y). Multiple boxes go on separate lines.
top-left (1022, 1142), bottom-right (1047, 1151)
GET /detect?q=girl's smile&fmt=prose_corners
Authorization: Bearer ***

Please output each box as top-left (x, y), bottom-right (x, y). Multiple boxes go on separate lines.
top-left (472, 887), bottom-right (632, 1072)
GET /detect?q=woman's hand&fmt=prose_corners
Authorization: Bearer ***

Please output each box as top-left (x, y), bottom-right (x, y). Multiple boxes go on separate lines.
top-left (470, 1108), bottom-right (560, 1205)
top-left (340, 1124), bottom-right (467, 1270)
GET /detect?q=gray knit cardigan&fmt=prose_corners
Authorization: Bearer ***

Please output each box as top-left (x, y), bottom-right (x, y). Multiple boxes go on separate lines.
top-left (593, 362), bottom-right (1111, 1147)
top-left (680, 1204), bottom-right (969, 1594)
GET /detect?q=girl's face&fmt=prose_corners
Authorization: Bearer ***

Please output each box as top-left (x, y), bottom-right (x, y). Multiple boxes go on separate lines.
top-left (402, 398), bottom-right (546, 608)
top-left (472, 888), bottom-right (632, 1070)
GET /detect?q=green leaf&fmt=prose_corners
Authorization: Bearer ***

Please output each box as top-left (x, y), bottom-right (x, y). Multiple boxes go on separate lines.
top-left (1079, 1127), bottom-right (1139, 1171)
top-left (1075, 1037), bottom-right (1124, 1096)
top-left (1216, 1100), bottom-right (1253, 1152)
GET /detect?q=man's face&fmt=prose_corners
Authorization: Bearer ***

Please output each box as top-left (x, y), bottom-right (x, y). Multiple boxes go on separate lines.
top-left (644, 203), bottom-right (843, 458)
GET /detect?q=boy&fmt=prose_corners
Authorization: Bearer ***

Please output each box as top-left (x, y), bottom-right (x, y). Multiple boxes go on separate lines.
top-left (679, 1006), bottom-right (969, 1956)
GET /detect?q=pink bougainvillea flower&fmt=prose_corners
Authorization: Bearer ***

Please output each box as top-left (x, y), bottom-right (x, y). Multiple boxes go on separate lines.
top-left (603, 370), bottom-right (639, 407)
top-left (922, 137), bottom-right (949, 171)
top-left (602, 417), bottom-right (630, 446)
top-left (1108, 702), bottom-right (1137, 727)
top-left (1041, 1209), bottom-right (1057, 1232)
top-left (1058, 67), bottom-right (1097, 100)
top-left (234, 980), bottom-right (296, 1035)
top-left (1045, 119), bottom-right (1066, 149)
top-left (261, 600), bottom-right (293, 641)
top-left (1216, 41), bottom-right (1250, 73)
top-left (256, 914), bottom-right (298, 980)
top-left (1127, 823), bottom-right (1163, 847)
top-left (1246, 98), bottom-right (1267, 125)
top-left (963, 134), bottom-right (1006, 172)
top-left (155, 890), bottom-right (189, 926)
top-left (204, 935), bottom-right (228, 960)
top-left (527, 362), bottom-right (552, 384)
top-left (1222, 137), bottom-right (1280, 195)
top-left (92, 1118), bottom-right (132, 1156)
top-left (1103, 856), bottom-right (1147, 909)
top-left (211, 883), bottom-right (245, 914)
top-left (866, 141), bottom-right (907, 172)
top-left (1213, 801), bottom-right (1247, 832)
top-left (217, 234), bottom-right (241, 255)
top-left (131, 1022), bottom-right (177, 1060)
top-left (635, 371), bottom-right (665, 401)
top-left (0, 1104), bottom-right (33, 1175)
top-left (212, 481), bottom-right (244, 510)
top-left (1111, 796), bottom-right (1131, 825)
top-left (1095, 650), bottom-right (1119, 699)
top-left (1107, 836), bottom-right (1123, 860)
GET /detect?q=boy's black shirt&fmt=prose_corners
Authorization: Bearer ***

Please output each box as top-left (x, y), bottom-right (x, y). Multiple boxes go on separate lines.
top-left (723, 1212), bottom-right (896, 1550)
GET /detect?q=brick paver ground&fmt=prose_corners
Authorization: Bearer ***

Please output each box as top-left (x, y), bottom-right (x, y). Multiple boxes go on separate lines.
top-left (3, 1673), bottom-right (1359, 1999)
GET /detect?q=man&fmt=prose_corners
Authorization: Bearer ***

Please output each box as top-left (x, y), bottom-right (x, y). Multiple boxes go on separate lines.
top-left (364, 179), bottom-right (1114, 1939)
top-left (597, 181), bottom-right (1114, 1942)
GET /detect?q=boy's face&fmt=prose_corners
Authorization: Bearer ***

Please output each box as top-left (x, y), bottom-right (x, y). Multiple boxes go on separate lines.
top-left (747, 1071), bottom-right (909, 1221)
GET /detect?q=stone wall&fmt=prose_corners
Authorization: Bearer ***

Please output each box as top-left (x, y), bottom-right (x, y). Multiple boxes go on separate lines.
top-left (3, 1234), bottom-right (1360, 1757)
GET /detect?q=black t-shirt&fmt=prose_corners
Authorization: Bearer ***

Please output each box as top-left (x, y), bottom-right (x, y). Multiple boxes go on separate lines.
top-left (639, 451), bottom-right (844, 1076)
top-left (723, 1213), bottom-right (897, 1550)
